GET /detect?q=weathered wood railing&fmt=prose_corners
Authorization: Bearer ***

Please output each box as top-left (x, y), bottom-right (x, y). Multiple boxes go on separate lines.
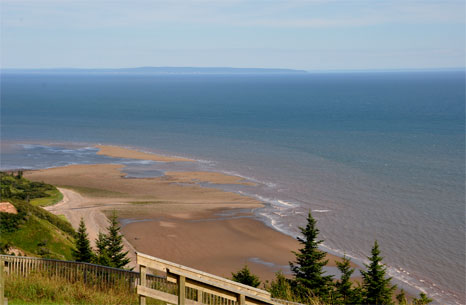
top-left (137, 252), bottom-right (281, 305)
top-left (1, 254), bottom-right (303, 305)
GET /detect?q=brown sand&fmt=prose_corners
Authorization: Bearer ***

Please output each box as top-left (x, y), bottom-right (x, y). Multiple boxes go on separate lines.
top-left (25, 159), bottom-right (348, 281)
top-left (25, 164), bottom-right (261, 205)
top-left (96, 144), bottom-right (193, 162)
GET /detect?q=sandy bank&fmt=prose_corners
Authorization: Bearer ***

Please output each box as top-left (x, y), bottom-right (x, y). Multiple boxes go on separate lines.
top-left (96, 144), bottom-right (193, 162)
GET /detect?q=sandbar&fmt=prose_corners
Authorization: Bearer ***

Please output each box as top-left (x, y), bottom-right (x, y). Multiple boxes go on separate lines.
top-left (96, 144), bottom-right (193, 162)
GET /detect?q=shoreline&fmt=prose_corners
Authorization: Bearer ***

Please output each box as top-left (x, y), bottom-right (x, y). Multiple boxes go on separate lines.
top-left (5, 141), bottom-right (448, 302)
top-left (20, 145), bottom-right (353, 282)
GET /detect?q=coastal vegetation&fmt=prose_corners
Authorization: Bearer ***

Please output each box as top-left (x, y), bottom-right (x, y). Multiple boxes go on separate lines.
top-left (0, 171), bottom-right (75, 260)
top-left (5, 272), bottom-right (137, 305)
top-left (73, 211), bottom-right (130, 269)
top-left (1, 171), bottom-right (63, 207)
top-left (231, 265), bottom-right (261, 288)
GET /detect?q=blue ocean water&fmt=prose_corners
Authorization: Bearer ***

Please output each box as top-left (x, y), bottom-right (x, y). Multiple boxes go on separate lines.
top-left (1, 72), bottom-right (464, 304)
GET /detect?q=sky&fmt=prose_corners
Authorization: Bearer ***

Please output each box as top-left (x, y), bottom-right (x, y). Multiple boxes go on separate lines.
top-left (0, 0), bottom-right (465, 71)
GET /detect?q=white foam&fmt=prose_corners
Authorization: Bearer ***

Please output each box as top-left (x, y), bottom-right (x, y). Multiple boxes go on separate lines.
top-left (120, 160), bottom-right (156, 165)
top-left (195, 158), bottom-right (217, 165)
top-left (249, 194), bottom-right (298, 208)
top-left (312, 209), bottom-right (331, 213)
top-left (219, 170), bottom-right (277, 187)
top-left (277, 200), bottom-right (294, 206)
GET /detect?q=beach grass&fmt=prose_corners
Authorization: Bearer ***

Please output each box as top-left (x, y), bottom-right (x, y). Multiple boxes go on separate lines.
top-left (59, 185), bottom-right (126, 197)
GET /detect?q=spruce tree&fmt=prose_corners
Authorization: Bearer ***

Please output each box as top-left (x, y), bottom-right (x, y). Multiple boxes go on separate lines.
top-left (396, 289), bottom-right (408, 305)
top-left (412, 293), bottom-right (433, 305)
top-left (231, 265), bottom-right (261, 288)
top-left (105, 210), bottom-right (130, 268)
top-left (335, 255), bottom-right (362, 304)
top-left (289, 211), bottom-right (333, 299)
top-left (72, 218), bottom-right (94, 263)
top-left (94, 231), bottom-right (113, 267)
top-left (361, 240), bottom-right (396, 305)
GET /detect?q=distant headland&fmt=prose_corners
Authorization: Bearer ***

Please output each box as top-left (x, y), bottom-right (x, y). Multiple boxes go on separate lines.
top-left (1, 67), bottom-right (308, 75)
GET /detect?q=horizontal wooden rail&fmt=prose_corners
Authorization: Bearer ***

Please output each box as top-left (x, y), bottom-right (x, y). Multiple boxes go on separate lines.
top-left (1, 254), bottom-right (303, 305)
top-left (137, 252), bottom-right (280, 305)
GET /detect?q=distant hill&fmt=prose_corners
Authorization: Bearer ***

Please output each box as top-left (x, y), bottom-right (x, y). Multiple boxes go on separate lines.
top-left (1, 66), bottom-right (308, 75)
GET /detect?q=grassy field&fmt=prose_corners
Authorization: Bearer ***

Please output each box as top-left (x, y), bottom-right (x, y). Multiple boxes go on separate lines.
top-left (0, 214), bottom-right (75, 260)
top-left (29, 188), bottom-right (63, 207)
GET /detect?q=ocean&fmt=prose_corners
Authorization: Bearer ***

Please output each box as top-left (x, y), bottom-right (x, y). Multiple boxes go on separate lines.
top-left (1, 71), bottom-right (464, 304)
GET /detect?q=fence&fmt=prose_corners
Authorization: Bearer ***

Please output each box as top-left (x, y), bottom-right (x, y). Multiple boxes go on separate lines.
top-left (137, 252), bottom-right (283, 305)
top-left (0, 254), bottom-right (303, 305)
top-left (0, 254), bottom-right (164, 292)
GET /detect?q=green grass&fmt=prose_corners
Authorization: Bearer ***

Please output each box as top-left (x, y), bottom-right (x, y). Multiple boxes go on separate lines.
top-left (5, 272), bottom-right (165, 305)
top-left (0, 215), bottom-right (75, 260)
top-left (59, 185), bottom-right (126, 197)
top-left (30, 189), bottom-right (63, 207)
top-left (5, 272), bottom-right (137, 305)
top-left (57, 214), bottom-right (68, 222)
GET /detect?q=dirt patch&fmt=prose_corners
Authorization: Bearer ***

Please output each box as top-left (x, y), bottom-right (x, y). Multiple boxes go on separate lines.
top-left (0, 202), bottom-right (18, 214)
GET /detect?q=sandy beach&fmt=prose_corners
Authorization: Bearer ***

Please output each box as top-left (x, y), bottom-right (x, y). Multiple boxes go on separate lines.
top-left (24, 145), bottom-right (349, 281)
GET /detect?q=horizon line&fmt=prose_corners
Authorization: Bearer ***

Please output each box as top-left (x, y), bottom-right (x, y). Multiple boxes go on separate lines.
top-left (1, 66), bottom-right (464, 74)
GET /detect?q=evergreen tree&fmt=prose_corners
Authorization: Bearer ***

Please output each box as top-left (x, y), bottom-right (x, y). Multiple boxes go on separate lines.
top-left (267, 272), bottom-right (293, 300)
top-left (266, 272), bottom-right (323, 304)
top-left (289, 211), bottom-right (333, 300)
top-left (94, 231), bottom-right (113, 267)
top-left (105, 210), bottom-right (130, 268)
top-left (335, 255), bottom-right (362, 304)
top-left (412, 293), bottom-right (433, 305)
top-left (396, 289), bottom-right (408, 305)
top-left (361, 240), bottom-right (396, 305)
top-left (72, 218), bottom-right (94, 263)
top-left (231, 265), bottom-right (261, 288)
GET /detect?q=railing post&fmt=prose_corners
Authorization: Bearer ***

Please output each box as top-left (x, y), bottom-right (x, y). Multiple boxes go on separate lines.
top-left (0, 258), bottom-right (4, 305)
top-left (197, 289), bottom-right (203, 304)
top-left (237, 294), bottom-right (245, 305)
top-left (139, 265), bottom-right (146, 305)
top-left (178, 275), bottom-right (186, 305)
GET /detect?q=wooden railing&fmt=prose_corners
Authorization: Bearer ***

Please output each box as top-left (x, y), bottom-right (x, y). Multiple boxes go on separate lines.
top-left (1, 254), bottom-right (303, 305)
top-left (137, 252), bottom-right (281, 305)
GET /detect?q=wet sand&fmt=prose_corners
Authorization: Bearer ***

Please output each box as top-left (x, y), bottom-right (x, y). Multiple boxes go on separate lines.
top-left (24, 147), bottom-right (349, 282)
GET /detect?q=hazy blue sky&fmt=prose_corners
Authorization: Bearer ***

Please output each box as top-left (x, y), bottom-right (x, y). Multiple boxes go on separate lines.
top-left (1, 0), bottom-right (464, 70)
